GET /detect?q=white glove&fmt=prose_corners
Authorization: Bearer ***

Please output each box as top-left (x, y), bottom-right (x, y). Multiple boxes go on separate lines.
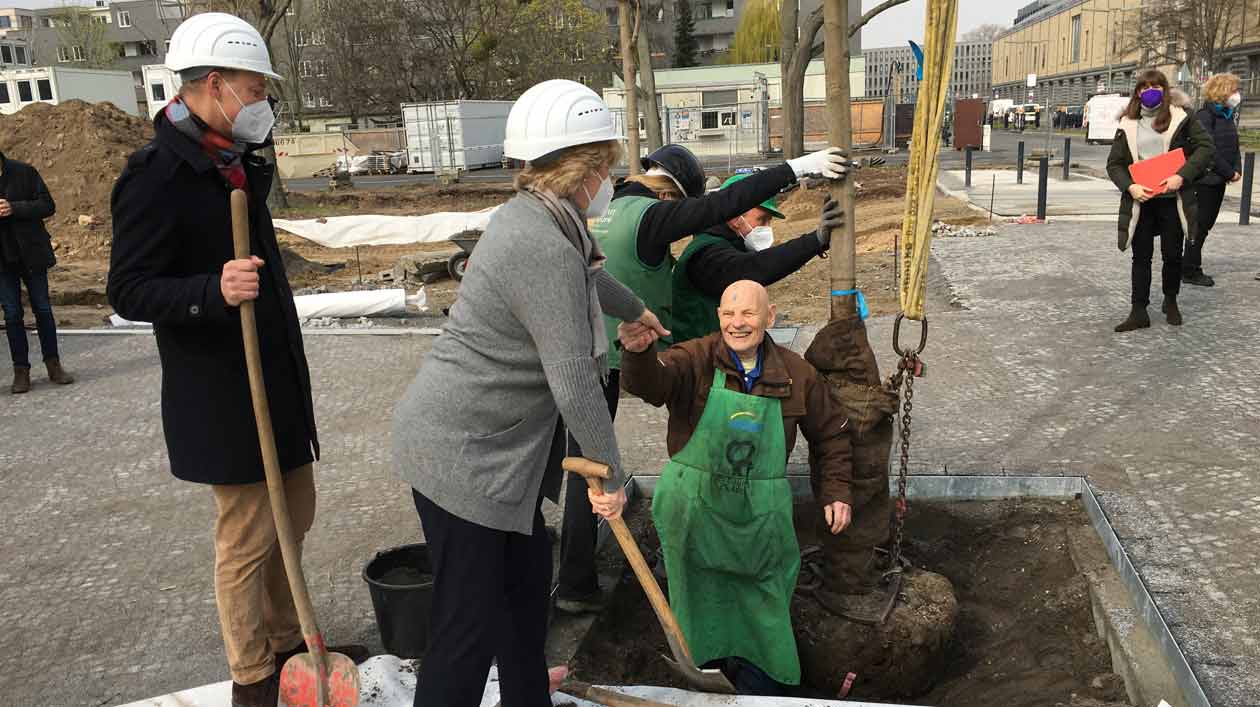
top-left (788, 147), bottom-right (850, 180)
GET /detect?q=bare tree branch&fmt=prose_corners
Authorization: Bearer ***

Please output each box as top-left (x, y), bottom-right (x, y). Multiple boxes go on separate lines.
top-left (848, 0), bottom-right (910, 38)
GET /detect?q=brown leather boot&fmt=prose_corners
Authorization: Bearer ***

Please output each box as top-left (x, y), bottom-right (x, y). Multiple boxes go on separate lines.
top-left (230, 673), bottom-right (279, 707)
top-left (45, 358), bottom-right (74, 385)
top-left (1113, 305), bottom-right (1150, 333)
top-left (10, 366), bottom-right (30, 394)
top-left (1164, 297), bottom-right (1183, 326)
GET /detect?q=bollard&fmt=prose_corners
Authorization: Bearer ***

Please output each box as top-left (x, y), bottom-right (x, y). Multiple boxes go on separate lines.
top-left (1037, 156), bottom-right (1049, 221)
top-left (1063, 137), bottom-right (1071, 182)
top-left (1017, 141), bottom-right (1025, 184)
top-left (1241, 152), bottom-right (1255, 226)
top-left (965, 146), bottom-right (974, 188)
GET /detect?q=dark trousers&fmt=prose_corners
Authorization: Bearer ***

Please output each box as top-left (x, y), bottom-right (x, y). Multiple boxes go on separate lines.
top-left (557, 369), bottom-right (620, 599)
top-left (1130, 198), bottom-right (1184, 307)
top-left (1185, 183), bottom-right (1226, 274)
top-left (412, 482), bottom-right (554, 706)
top-left (0, 266), bottom-right (59, 368)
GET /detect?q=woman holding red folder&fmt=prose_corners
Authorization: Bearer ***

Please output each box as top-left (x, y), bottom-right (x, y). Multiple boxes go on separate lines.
top-left (1106, 69), bottom-right (1214, 332)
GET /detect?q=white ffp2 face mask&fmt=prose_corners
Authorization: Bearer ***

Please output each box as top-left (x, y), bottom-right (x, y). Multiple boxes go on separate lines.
top-left (1228, 92), bottom-right (1243, 109)
top-left (218, 80), bottom-right (276, 144)
top-left (583, 174), bottom-right (614, 218)
top-left (739, 216), bottom-right (774, 252)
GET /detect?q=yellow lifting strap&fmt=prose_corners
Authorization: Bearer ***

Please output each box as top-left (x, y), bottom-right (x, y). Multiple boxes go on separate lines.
top-left (898, 0), bottom-right (960, 322)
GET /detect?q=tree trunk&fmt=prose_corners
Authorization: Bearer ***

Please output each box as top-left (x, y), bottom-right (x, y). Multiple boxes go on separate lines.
top-left (781, 58), bottom-right (808, 159)
top-left (637, 28), bottom-right (663, 152)
top-left (619, 0), bottom-right (641, 173)
top-left (824, 0), bottom-right (854, 320)
top-left (264, 145), bottom-right (290, 211)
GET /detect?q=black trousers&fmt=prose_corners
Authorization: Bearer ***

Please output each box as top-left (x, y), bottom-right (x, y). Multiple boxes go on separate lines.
top-left (412, 450), bottom-right (557, 706)
top-left (557, 369), bottom-right (620, 599)
top-left (1130, 198), bottom-right (1184, 307)
top-left (1185, 183), bottom-right (1226, 274)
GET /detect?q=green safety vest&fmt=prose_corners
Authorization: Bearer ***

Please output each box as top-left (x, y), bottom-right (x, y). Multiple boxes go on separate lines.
top-left (590, 195), bottom-right (674, 370)
top-left (651, 368), bottom-right (800, 685)
top-left (671, 233), bottom-right (732, 345)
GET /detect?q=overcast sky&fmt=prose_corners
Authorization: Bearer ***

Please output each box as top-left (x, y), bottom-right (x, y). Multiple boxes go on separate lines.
top-left (862, 0), bottom-right (1010, 48)
top-left (16, 0), bottom-right (1015, 45)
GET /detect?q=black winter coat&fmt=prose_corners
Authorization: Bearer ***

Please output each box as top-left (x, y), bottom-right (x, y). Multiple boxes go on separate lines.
top-left (1195, 107), bottom-right (1240, 187)
top-left (1106, 105), bottom-right (1214, 248)
top-left (0, 153), bottom-right (57, 273)
top-left (107, 112), bottom-right (318, 485)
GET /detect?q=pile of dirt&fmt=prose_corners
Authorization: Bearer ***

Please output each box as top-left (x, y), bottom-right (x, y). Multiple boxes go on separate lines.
top-left (280, 183), bottom-right (515, 218)
top-left (0, 100), bottom-right (152, 259)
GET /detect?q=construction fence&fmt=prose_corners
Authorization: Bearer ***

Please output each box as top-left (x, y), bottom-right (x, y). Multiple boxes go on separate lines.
top-left (274, 127), bottom-right (407, 179)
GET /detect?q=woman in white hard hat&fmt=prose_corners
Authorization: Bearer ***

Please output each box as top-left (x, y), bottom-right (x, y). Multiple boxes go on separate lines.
top-left (108, 12), bottom-right (367, 707)
top-left (392, 79), bottom-right (667, 706)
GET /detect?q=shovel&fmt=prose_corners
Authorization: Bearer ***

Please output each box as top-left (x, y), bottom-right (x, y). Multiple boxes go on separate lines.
top-left (230, 189), bottom-right (361, 707)
top-left (562, 457), bottom-right (736, 695)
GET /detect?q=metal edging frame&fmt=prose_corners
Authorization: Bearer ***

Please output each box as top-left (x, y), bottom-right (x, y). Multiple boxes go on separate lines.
top-left (1079, 481), bottom-right (1211, 707)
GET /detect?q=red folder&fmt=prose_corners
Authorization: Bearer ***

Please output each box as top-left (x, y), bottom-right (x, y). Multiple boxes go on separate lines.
top-left (1128, 148), bottom-right (1186, 196)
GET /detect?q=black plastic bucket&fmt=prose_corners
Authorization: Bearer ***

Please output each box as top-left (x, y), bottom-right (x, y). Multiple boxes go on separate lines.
top-left (363, 543), bottom-right (434, 659)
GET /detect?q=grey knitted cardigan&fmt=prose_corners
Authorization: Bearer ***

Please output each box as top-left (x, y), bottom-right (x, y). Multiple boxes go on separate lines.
top-left (393, 192), bottom-right (645, 534)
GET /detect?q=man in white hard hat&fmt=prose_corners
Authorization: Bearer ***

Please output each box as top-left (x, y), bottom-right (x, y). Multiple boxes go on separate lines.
top-left (107, 13), bottom-right (365, 707)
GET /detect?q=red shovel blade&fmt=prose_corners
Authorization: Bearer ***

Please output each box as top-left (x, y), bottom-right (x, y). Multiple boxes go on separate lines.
top-left (279, 651), bottom-right (361, 707)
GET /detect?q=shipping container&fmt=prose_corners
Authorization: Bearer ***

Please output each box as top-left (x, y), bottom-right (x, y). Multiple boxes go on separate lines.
top-left (401, 100), bottom-right (512, 173)
top-left (142, 64), bottom-right (179, 119)
top-left (0, 66), bottom-right (139, 116)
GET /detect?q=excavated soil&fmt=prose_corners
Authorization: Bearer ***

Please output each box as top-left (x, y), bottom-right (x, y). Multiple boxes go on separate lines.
top-left (0, 100), bottom-right (151, 260)
top-left (569, 499), bottom-right (1132, 707)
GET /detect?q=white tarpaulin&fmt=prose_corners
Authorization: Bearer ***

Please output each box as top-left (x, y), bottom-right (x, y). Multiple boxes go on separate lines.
top-left (117, 656), bottom-right (910, 707)
top-left (108, 289), bottom-right (426, 327)
top-left (274, 208), bottom-right (498, 249)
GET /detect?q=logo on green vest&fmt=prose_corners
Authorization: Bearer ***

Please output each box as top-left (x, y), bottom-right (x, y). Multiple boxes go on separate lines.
top-left (728, 411), bottom-right (764, 434)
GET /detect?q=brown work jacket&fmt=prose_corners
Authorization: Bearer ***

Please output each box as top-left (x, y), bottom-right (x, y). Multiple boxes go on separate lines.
top-left (620, 332), bottom-right (853, 506)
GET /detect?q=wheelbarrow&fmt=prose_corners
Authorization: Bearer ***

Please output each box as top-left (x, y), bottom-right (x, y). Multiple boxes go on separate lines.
top-left (447, 230), bottom-right (481, 282)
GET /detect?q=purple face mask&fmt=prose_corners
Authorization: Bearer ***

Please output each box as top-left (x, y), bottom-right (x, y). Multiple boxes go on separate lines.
top-left (1139, 87), bottom-right (1164, 109)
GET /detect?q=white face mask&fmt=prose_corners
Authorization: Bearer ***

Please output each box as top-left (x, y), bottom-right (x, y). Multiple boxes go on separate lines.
top-left (217, 80), bottom-right (275, 144)
top-left (1227, 92), bottom-right (1243, 109)
top-left (739, 216), bottom-right (774, 252)
top-left (583, 174), bottom-right (614, 218)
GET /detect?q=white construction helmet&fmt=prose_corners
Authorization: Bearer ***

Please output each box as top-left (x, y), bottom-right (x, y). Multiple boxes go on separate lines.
top-left (165, 12), bottom-right (282, 80)
top-left (503, 79), bottom-right (622, 162)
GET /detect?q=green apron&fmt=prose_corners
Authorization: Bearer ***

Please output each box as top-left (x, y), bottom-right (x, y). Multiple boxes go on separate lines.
top-left (651, 369), bottom-right (800, 686)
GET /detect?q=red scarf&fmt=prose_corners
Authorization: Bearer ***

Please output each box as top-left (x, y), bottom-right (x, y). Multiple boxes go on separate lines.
top-left (165, 98), bottom-right (248, 190)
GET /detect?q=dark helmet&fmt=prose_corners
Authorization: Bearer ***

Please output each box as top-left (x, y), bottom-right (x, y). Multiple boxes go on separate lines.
top-left (641, 144), bottom-right (706, 198)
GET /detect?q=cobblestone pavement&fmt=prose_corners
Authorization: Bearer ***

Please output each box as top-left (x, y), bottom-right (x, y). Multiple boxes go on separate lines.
top-left (2, 219), bottom-right (1257, 705)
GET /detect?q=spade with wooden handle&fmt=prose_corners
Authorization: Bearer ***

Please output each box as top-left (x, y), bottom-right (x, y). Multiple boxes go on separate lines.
top-left (562, 457), bottom-right (736, 695)
top-left (230, 189), bottom-right (360, 707)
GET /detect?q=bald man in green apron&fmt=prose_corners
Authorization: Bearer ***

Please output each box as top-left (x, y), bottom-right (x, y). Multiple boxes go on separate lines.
top-left (618, 280), bottom-right (853, 694)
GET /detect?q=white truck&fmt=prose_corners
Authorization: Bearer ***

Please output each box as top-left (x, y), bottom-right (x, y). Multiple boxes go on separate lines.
top-left (1084, 94), bottom-right (1129, 145)
top-left (988, 98), bottom-right (1014, 120)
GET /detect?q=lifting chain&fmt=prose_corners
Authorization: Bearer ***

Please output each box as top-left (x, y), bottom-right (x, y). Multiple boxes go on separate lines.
top-left (889, 313), bottom-right (927, 574)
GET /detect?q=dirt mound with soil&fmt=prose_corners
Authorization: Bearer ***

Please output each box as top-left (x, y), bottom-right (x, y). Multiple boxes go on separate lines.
top-left (0, 100), bottom-right (152, 259)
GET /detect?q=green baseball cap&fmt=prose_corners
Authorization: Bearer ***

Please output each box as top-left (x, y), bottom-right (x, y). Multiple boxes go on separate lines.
top-left (720, 173), bottom-right (786, 219)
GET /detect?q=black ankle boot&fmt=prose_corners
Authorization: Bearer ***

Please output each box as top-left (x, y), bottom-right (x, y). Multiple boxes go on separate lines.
top-left (1114, 305), bottom-right (1150, 332)
top-left (1165, 297), bottom-right (1183, 326)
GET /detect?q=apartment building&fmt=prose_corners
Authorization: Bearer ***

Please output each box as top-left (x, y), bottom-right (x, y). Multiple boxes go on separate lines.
top-left (589, 0), bottom-right (860, 68)
top-left (0, 7), bottom-right (36, 70)
top-left (995, 0), bottom-right (1260, 112)
top-left (864, 40), bottom-right (992, 103)
top-left (10, 0), bottom-right (186, 112)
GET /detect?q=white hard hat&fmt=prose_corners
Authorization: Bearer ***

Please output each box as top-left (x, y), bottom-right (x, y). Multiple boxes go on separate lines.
top-left (165, 12), bottom-right (281, 80)
top-left (503, 79), bottom-right (622, 162)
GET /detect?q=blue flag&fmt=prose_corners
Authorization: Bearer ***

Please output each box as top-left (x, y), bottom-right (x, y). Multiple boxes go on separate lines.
top-left (909, 40), bottom-right (924, 81)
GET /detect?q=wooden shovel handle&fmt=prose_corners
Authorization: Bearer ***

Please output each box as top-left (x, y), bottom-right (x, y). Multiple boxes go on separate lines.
top-left (561, 457), bottom-right (694, 662)
top-left (231, 190), bottom-right (331, 703)
top-left (561, 680), bottom-right (673, 707)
